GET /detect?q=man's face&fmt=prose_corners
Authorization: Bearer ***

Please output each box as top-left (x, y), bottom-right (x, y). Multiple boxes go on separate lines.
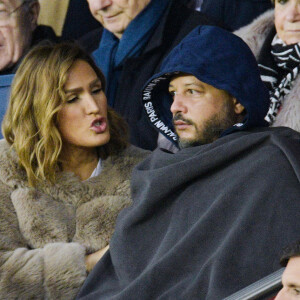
top-left (275, 256), bottom-right (300, 300)
top-left (169, 75), bottom-right (244, 148)
top-left (0, 0), bottom-right (38, 71)
top-left (86, 0), bottom-right (151, 39)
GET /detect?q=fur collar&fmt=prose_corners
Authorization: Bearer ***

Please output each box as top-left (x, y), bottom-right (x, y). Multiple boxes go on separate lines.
top-left (235, 9), bottom-right (300, 132)
top-left (234, 9), bottom-right (275, 58)
top-left (0, 140), bottom-right (148, 207)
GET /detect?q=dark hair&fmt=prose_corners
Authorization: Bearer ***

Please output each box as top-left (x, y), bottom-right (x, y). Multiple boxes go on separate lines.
top-left (280, 240), bottom-right (300, 267)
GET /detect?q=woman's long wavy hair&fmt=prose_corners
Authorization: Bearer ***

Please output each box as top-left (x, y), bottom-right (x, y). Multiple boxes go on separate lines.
top-left (2, 42), bottom-right (128, 187)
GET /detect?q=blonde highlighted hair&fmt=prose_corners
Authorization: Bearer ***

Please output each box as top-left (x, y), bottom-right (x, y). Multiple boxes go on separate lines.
top-left (2, 42), bottom-right (128, 187)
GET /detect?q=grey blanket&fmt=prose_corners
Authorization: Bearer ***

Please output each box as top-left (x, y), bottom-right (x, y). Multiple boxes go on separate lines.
top-left (78, 127), bottom-right (300, 300)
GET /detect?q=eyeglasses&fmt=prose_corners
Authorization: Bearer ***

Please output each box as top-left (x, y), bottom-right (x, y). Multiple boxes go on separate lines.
top-left (0, 1), bottom-right (28, 25)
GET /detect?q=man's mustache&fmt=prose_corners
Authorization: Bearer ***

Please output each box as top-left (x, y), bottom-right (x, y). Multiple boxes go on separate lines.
top-left (172, 113), bottom-right (194, 126)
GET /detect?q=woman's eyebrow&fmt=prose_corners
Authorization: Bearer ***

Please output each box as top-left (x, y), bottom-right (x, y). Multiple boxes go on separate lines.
top-left (65, 78), bottom-right (102, 93)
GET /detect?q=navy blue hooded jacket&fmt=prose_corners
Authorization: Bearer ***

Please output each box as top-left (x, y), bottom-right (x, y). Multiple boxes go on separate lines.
top-left (77, 25), bottom-right (300, 300)
top-left (142, 25), bottom-right (270, 146)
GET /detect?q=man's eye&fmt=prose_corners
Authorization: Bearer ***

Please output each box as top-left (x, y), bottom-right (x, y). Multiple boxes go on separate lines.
top-left (169, 91), bottom-right (176, 97)
top-left (294, 288), bottom-right (300, 295)
top-left (188, 89), bottom-right (201, 95)
top-left (0, 10), bottom-right (8, 16)
top-left (277, 0), bottom-right (288, 5)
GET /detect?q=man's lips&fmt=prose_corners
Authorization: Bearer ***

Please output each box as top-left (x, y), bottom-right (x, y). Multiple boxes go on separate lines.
top-left (173, 120), bottom-right (192, 130)
top-left (90, 117), bottom-right (107, 133)
top-left (102, 12), bottom-right (121, 21)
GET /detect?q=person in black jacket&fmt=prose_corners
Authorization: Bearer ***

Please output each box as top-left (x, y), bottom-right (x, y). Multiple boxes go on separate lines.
top-left (83, 0), bottom-right (215, 150)
top-left (201, 0), bottom-right (273, 31)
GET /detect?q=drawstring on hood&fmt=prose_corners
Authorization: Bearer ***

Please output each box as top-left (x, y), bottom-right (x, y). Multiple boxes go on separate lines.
top-left (142, 25), bottom-right (270, 145)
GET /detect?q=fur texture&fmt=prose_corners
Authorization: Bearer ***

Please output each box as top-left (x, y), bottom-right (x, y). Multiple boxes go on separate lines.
top-left (235, 9), bottom-right (300, 132)
top-left (0, 140), bottom-right (149, 299)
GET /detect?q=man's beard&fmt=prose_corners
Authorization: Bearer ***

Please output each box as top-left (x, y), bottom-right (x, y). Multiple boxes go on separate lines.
top-left (173, 101), bottom-right (238, 149)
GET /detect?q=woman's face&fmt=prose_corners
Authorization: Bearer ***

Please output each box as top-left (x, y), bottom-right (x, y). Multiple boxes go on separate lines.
top-left (275, 0), bottom-right (300, 45)
top-left (87, 0), bottom-right (151, 39)
top-left (57, 59), bottom-right (110, 153)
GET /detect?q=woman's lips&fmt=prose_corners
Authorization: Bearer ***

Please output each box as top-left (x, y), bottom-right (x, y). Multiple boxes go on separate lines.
top-left (90, 118), bottom-right (107, 133)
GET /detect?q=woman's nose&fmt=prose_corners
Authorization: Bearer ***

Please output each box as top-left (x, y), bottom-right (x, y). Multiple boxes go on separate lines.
top-left (84, 95), bottom-right (100, 114)
top-left (285, 1), bottom-right (300, 22)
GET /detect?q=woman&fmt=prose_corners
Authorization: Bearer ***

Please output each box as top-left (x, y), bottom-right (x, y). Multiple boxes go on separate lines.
top-left (0, 42), bottom-right (149, 299)
top-left (235, 0), bottom-right (300, 131)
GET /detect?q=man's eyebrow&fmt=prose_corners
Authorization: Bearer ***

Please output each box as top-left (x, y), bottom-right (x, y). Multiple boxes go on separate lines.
top-left (169, 82), bottom-right (205, 88)
top-left (287, 283), bottom-right (300, 288)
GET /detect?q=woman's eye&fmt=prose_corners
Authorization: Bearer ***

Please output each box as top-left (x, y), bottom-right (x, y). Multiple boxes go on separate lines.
top-left (92, 88), bottom-right (102, 94)
top-left (67, 96), bottom-right (78, 103)
top-left (169, 91), bottom-right (176, 97)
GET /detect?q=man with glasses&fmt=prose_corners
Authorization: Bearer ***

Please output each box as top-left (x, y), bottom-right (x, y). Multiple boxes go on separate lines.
top-left (0, 0), bottom-right (59, 135)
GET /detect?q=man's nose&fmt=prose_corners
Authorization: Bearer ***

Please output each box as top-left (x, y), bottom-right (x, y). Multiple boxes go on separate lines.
top-left (98, 0), bottom-right (112, 10)
top-left (170, 94), bottom-right (188, 114)
top-left (274, 288), bottom-right (288, 300)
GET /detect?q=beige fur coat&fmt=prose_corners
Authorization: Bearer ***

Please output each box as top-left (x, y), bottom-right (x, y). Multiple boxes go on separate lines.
top-left (235, 9), bottom-right (300, 132)
top-left (0, 140), bottom-right (149, 299)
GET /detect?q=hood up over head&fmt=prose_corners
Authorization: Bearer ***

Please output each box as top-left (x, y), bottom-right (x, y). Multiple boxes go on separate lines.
top-left (142, 25), bottom-right (270, 145)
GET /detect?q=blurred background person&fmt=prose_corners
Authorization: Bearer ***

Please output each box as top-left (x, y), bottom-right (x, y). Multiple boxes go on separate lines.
top-left (275, 240), bottom-right (300, 300)
top-left (0, 42), bottom-right (148, 299)
top-left (38, 0), bottom-right (100, 40)
top-left (0, 0), bottom-right (59, 134)
top-left (202, 0), bottom-right (273, 31)
top-left (0, 0), bottom-right (58, 74)
top-left (195, 0), bottom-right (203, 11)
top-left (82, 0), bottom-right (215, 150)
top-left (235, 0), bottom-right (300, 133)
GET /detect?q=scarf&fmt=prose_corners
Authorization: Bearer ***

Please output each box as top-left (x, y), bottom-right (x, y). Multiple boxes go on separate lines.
top-left (93, 0), bottom-right (170, 107)
top-left (259, 32), bottom-right (300, 124)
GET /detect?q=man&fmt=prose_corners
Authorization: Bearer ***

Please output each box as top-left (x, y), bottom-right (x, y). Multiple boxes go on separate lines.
top-left (0, 0), bottom-right (59, 134)
top-left (82, 0), bottom-right (216, 150)
top-left (0, 0), bottom-right (59, 74)
top-left (275, 241), bottom-right (300, 300)
top-left (77, 26), bottom-right (300, 299)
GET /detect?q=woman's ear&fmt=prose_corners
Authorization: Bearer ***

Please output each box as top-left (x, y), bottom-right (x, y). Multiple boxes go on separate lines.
top-left (233, 98), bottom-right (245, 115)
